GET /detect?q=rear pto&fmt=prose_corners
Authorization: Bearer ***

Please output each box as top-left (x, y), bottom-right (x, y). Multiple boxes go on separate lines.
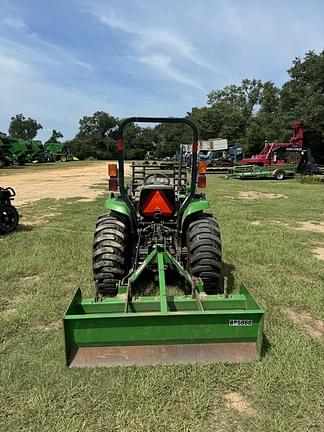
top-left (63, 117), bottom-right (265, 367)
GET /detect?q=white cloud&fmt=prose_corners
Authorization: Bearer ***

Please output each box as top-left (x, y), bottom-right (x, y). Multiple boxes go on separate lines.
top-left (0, 10), bottom-right (92, 72)
top-left (0, 63), bottom-right (113, 139)
top-left (0, 16), bottom-right (28, 31)
top-left (90, 5), bottom-right (213, 87)
top-left (1, 0), bottom-right (324, 140)
top-left (96, 8), bottom-right (134, 33)
top-left (137, 54), bottom-right (203, 90)
top-left (0, 52), bottom-right (32, 76)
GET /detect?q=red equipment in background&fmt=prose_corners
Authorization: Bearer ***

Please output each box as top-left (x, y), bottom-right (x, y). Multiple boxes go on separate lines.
top-left (242, 121), bottom-right (304, 166)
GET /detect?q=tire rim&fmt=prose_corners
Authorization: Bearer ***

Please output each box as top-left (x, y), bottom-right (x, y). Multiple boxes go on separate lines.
top-left (0, 207), bottom-right (16, 231)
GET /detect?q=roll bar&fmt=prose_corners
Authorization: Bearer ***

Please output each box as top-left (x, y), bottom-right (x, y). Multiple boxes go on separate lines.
top-left (115, 117), bottom-right (199, 229)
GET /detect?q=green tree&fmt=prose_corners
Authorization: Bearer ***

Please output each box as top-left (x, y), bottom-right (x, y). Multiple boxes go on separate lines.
top-left (72, 111), bottom-right (119, 159)
top-left (188, 103), bottom-right (246, 145)
top-left (280, 50), bottom-right (324, 162)
top-left (259, 81), bottom-right (280, 114)
top-left (78, 111), bottom-right (118, 139)
top-left (46, 129), bottom-right (63, 143)
top-left (124, 124), bottom-right (159, 160)
top-left (9, 114), bottom-right (42, 139)
top-left (208, 79), bottom-right (263, 124)
top-left (188, 106), bottom-right (223, 139)
top-left (243, 81), bottom-right (284, 153)
top-left (280, 50), bottom-right (324, 129)
top-left (154, 123), bottom-right (191, 158)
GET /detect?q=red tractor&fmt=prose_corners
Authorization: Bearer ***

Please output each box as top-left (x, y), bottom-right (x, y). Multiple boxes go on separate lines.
top-left (242, 121), bottom-right (304, 167)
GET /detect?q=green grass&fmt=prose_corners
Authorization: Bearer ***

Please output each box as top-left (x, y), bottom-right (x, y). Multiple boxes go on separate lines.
top-left (1, 177), bottom-right (324, 431)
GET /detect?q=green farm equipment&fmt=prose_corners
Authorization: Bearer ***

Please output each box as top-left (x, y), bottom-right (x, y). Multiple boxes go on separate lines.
top-left (28, 140), bottom-right (50, 163)
top-left (45, 142), bottom-right (75, 162)
top-left (64, 117), bottom-right (264, 367)
top-left (0, 135), bottom-right (13, 167)
top-left (0, 136), bottom-right (46, 165)
top-left (10, 138), bottom-right (30, 165)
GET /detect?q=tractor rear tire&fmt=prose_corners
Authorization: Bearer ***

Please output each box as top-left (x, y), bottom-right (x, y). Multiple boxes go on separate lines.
top-left (187, 215), bottom-right (222, 294)
top-left (93, 213), bottom-right (128, 297)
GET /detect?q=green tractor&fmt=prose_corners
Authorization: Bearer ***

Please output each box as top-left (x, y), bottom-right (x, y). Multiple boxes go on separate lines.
top-left (64, 117), bottom-right (264, 367)
top-left (45, 142), bottom-right (74, 162)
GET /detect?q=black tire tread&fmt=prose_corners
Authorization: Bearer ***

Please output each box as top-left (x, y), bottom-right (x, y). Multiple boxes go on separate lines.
top-left (93, 213), bottom-right (128, 296)
top-left (187, 215), bottom-right (222, 294)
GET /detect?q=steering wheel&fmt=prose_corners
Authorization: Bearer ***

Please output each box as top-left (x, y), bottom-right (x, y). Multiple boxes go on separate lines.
top-left (143, 173), bottom-right (171, 185)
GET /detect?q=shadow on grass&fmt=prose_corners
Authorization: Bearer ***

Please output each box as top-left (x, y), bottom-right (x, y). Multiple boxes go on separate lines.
top-left (16, 224), bottom-right (33, 232)
top-left (222, 261), bottom-right (236, 293)
top-left (261, 333), bottom-right (271, 357)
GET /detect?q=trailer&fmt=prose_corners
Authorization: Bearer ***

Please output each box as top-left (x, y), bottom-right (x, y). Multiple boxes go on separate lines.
top-left (228, 148), bottom-right (321, 180)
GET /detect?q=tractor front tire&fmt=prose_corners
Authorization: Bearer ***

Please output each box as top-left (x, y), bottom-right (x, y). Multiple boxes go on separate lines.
top-left (187, 215), bottom-right (222, 294)
top-left (93, 213), bottom-right (128, 297)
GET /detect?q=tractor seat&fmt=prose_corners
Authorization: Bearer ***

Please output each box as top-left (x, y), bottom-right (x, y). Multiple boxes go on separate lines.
top-left (139, 184), bottom-right (176, 218)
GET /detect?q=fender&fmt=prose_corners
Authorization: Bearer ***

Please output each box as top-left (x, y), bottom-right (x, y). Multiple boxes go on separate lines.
top-left (105, 194), bottom-right (132, 221)
top-left (180, 198), bottom-right (209, 229)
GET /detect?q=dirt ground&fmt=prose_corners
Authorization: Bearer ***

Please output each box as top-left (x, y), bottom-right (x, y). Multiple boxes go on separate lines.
top-left (239, 191), bottom-right (288, 200)
top-left (1, 162), bottom-right (132, 206)
top-left (286, 308), bottom-right (324, 339)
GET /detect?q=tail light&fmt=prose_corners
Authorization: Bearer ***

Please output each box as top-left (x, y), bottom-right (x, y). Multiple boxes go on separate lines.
top-left (108, 163), bottom-right (118, 191)
top-left (108, 178), bottom-right (118, 191)
top-left (197, 175), bottom-right (206, 188)
top-left (108, 163), bottom-right (118, 177)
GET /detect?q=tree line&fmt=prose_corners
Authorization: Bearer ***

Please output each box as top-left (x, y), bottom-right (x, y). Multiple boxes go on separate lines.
top-left (3, 50), bottom-right (324, 162)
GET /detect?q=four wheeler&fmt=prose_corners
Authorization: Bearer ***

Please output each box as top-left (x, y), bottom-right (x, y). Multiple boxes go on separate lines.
top-left (0, 187), bottom-right (19, 234)
top-left (64, 117), bottom-right (264, 367)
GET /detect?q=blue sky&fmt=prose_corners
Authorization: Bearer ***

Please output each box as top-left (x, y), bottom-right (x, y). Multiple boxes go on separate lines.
top-left (0, 0), bottom-right (324, 140)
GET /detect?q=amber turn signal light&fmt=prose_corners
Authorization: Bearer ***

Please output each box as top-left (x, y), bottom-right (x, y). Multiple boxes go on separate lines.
top-left (108, 163), bottom-right (118, 177)
top-left (198, 160), bottom-right (207, 174)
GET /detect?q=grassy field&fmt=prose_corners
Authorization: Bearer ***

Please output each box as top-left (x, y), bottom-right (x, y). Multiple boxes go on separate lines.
top-left (1, 175), bottom-right (324, 431)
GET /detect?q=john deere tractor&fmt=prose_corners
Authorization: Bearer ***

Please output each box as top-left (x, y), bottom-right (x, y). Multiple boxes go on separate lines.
top-left (93, 117), bottom-right (221, 296)
top-left (64, 117), bottom-right (264, 367)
